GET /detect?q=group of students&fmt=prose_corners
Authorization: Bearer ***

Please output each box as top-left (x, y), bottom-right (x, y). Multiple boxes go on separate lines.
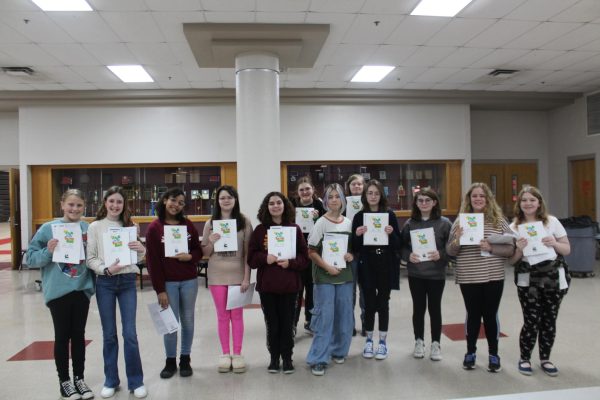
top-left (26, 175), bottom-right (571, 399)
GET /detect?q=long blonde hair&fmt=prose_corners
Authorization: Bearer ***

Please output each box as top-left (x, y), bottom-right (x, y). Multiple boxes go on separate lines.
top-left (460, 182), bottom-right (504, 227)
top-left (512, 186), bottom-right (549, 226)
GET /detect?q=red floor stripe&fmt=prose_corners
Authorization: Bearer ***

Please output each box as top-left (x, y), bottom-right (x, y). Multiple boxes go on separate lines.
top-left (0, 238), bottom-right (10, 245)
top-left (442, 323), bottom-right (508, 341)
top-left (8, 340), bottom-right (92, 361)
top-left (0, 250), bottom-right (11, 255)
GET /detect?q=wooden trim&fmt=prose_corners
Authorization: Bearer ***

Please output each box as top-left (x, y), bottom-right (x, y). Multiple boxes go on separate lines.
top-left (221, 163), bottom-right (237, 187)
top-left (34, 215), bottom-right (210, 227)
top-left (280, 163), bottom-right (288, 194)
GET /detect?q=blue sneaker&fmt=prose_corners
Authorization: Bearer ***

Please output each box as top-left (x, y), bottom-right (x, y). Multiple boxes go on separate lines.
top-left (487, 355), bottom-right (502, 373)
top-left (362, 339), bottom-right (374, 359)
top-left (463, 353), bottom-right (476, 370)
top-left (375, 341), bottom-right (388, 360)
top-left (541, 361), bottom-right (558, 377)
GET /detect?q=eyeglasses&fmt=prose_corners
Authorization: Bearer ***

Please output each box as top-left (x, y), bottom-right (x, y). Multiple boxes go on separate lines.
top-left (417, 198), bottom-right (433, 204)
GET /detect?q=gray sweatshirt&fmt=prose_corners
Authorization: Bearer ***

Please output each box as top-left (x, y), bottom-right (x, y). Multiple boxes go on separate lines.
top-left (401, 216), bottom-right (452, 280)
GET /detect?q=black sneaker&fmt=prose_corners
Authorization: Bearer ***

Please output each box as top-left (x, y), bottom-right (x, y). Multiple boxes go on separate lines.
top-left (487, 355), bottom-right (502, 373)
top-left (463, 353), bottom-right (476, 370)
top-left (60, 380), bottom-right (81, 400)
top-left (267, 357), bottom-right (280, 373)
top-left (311, 363), bottom-right (326, 376)
top-left (360, 328), bottom-right (367, 337)
top-left (160, 357), bottom-right (177, 379)
top-left (304, 322), bottom-right (313, 335)
top-left (282, 359), bottom-right (295, 374)
top-left (179, 355), bottom-right (193, 377)
top-left (73, 376), bottom-right (94, 400)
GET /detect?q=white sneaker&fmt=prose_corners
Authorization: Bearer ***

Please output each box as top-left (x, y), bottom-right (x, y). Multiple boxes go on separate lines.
top-left (231, 355), bottom-right (246, 373)
top-left (362, 339), bottom-right (374, 359)
top-left (218, 354), bottom-right (232, 373)
top-left (100, 386), bottom-right (116, 399)
top-left (413, 339), bottom-right (425, 359)
top-left (430, 341), bottom-right (442, 361)
top-left (132, 385), bottom-right (147, 399)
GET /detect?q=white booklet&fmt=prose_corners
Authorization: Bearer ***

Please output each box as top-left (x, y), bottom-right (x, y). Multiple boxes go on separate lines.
top-left (295, 208), bottom-right (315, 234)
top-left (346, 196), bottom-right (362, 222)
top-left (147, 303), bottom-right (179, 335)
top-left (103, 228), bottom-right (132, 266)
top-left (363, 213), bottom-right (389, 246)
top-left (410, 227), bottom-right (436, 261)
top-left (322, 233), bottom-right (348, 268)
top-left (518, 221), bottom-right (551, 257)
top-left (267, 226), bottom-right (297, 259)
top-left (164, 225), bottom-right (188, 257)
top-left (459, 213), bottom-right (484, 245)
top-left (51, 223), bottom-right (82, 263)
top-left (213, 219), bottom-right (238, 252)
top-left (226, 282), bottom-right (256, 310)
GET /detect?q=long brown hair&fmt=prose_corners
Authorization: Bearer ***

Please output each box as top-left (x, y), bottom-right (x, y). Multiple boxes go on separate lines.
top-left (95, 186), bottom-right (133, 227)
top-left (460, 182), bottom-right (504, 227)
top-left (411, 188), bottom-right (441, 220)
top-left (361, 179), bottom-right (388, 212)
top-left (211, 185), bottom-right (246, 231)
top-left (512, 185), bottom-right (549, 226)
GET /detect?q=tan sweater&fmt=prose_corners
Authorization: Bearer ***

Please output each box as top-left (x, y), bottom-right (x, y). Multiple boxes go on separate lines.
top-left (201, 216), bottom-right (253, 285)
top-left (87, 218), bottom-right (145, 275)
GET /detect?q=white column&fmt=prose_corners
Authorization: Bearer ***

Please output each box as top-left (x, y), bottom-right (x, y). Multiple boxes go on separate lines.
top-left (235, 52), bottom-right (281, 226)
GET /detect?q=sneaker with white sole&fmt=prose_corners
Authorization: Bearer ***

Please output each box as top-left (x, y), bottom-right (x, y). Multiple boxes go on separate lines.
top-left (375, 341), bottom-right (388, 360)
top-left (332, 356), bottom-right (345, 364)
top-left (413, 339), bottom-right (425, 359)
top-left (218, 354), bottom-right (232, 373)
top-left (60, 380), bottom-right (81, 400)
top-left (132, 385), bottom-right (147, 399)
top-left (463, 353), bottom-right (476, 370)
top-left (362, 339), bottom-right (374, 359)
top-left (430, 341), bottom-right (442, 361)
top-left (100, 386), bottom-right (116, 399)
top-left (73, 377), bottom-right (94, 400)
top-left (311, 363), bottom-right (326, 376)
top-left (232, 355), bottom-right (246, 373)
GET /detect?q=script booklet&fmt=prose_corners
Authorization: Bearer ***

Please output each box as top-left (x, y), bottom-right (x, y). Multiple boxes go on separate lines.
top-left (363, 213), bottom-right (389, 246)
top-left (295, 208), bottom-right (315, 234)
top-left (103, 227), bottom-right (132, 266)
top-left (518, 221), bottom-right (551, 257)
top-left (147, 303), bottom-right (179, 335)
top-left (410, 227), bottom-right (436, 261)
top-left (164, 225), bottom-right (188, 257)
top-left (346, 196), bottom-right (362, 223)
top-left (226, 282), bottom-right (256, 310)
top-left (322, 233), bottom-right (348, 268)
top-left (213, 219), bottom-right (238, 252)
top-left (267, 226), bottom-right (297, 260)
top-left (51, 223), bottom-right (82, 264)
top-left (459, 213), bottom-right (484, 245)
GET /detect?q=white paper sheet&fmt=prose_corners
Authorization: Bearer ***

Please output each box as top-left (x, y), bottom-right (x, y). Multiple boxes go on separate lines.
top-left (459, 213), bottom-right (484, 245)
top-left (213, 219), bottom-right (238, 252)
top-left (410, 227), bottom-right (436, 261)
top-left (363, 213), bottom-right (389, 246)
top-left (518, 221), bottom-right (551, 257)
top-left (346, 196), bottom-right (362, 223)
top-left (295, 208), bottom-right (315, 234)
top-left (322, 233), bottom-right (348, 268)
top-left (51, 223), bottom-right (82, 263)
top-left (226, 282), bottom-right (256, 310)
top-left (267, 226), bottom-right (297, 259)
top-left (147, 303), bottom-right (180, 335)
top-left (103, 228), bottom-right (132, 266)
top-left (164, 225), bottom-right (188, 257)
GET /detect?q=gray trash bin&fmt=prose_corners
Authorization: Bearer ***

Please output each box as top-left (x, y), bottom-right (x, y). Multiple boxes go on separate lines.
top-left (560, 217), bottom-right (597, 277)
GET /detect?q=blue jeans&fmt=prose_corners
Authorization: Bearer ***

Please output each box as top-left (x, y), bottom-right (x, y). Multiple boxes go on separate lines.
top-left (306, 282), bottom-right (354, 365)
top-left (164, 278), bottom-right (198, 357)
top-left (96, 274), bottom-right (143, 390)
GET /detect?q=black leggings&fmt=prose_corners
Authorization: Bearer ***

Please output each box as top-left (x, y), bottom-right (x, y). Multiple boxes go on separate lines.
top-left (259, 292), bottom-right (296, 360)
top-left (362, 253), bottom-right (391, 332)
top-left (47, 291), bottom-right (90, 381)
top-left (408, 276), bottom-right (445, 342)
top-left (517, 286), bottom-right (565, 361)
top-left (459, 281), bottom-right (504, 355)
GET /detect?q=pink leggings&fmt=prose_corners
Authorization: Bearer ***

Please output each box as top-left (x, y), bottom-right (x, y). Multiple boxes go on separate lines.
top-left (209, 285), bottom-right (244, 355)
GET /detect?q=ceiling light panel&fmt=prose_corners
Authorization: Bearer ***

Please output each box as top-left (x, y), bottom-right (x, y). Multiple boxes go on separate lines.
top-left (32, 0), bottom-right (92, 11)
top-left (411, 0), bottom-right (474, 17)
top-left (107, 65), bottom-right (154, 82)
top-left (351, 66), bottom-right (395, 82)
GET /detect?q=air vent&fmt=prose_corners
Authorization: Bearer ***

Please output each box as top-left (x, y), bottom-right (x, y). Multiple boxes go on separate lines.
top-left (488, 69), bottom-right (519, 77)
top-left (1, 66), bottom-right (35, 76)
top-left (587, 93), bottom-right (600, 136)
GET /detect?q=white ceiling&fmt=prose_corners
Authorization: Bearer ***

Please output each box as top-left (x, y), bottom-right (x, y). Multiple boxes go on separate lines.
top-left (1, 0), bottom-right (600, 94)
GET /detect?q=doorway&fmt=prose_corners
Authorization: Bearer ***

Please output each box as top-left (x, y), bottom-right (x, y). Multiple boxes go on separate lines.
top-left (9, 169), bottom-right (21, 269)
top-left (472, 162), bottom-right (538, 218)
top-left (570, 158), bottom-right (596, 220)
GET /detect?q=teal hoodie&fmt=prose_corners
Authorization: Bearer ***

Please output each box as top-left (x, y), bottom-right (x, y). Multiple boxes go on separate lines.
top-left (26, 219), bottom-right (95, 305)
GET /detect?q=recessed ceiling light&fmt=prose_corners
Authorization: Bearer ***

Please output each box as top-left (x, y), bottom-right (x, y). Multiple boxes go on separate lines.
top-left (32, 0), bottom-right (93, 11)
top-left (107, 65), bottom-right (154, 83)
top-left (351, 66), bottom-right (395, 83)
top-left (411, 0), bottom-right (473, 17)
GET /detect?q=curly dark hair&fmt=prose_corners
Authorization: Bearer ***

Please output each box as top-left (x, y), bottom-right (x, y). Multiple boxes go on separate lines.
top-left (156, 187), bottom-right (186, 224)
top-left (95, 186), bottom-right (134, 227)
top-left (257, 191), bottom-right (295, 225)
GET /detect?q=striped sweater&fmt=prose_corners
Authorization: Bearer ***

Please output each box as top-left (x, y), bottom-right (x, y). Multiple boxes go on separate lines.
top-left (446, 219), bottom-right (514, 284)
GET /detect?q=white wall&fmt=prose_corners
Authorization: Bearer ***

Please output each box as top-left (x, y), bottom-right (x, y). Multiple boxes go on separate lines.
top-left (549, 97), bottom-right (600, 218)
top-left (470, 110), bottom-right (550, 197)
top-left (0, 112), bottom-right (18, 168)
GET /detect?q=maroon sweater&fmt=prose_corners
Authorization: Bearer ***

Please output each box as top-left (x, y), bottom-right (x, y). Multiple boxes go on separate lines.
top-left (145, 218), bottom-right (203, 294)
top-left (248, 223), bottom-right (309, 294)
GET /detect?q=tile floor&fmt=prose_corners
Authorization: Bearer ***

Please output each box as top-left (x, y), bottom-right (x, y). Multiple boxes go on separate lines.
top-left (2, 257), bottom-right (600, 399)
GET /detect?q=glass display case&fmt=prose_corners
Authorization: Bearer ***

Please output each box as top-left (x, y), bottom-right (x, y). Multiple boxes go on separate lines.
top-left (51, 165), bottom-right (222, 218)
top-left (282, 161), bottom-right (462, 215)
